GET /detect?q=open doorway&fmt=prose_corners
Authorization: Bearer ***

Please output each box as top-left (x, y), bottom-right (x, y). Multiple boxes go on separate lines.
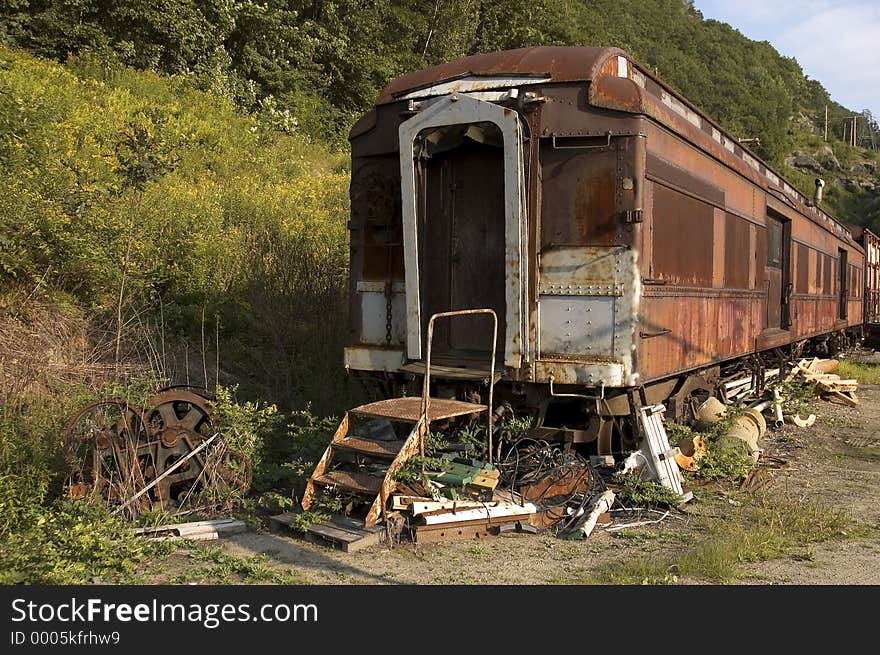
top-left (417, 123), bottom-right (506, 363)
top-left (765, 212), bottom-right (792, 329)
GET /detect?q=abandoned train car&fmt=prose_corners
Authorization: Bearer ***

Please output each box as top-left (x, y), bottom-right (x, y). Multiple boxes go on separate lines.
top-left (344, 46), bottom-right (866, 453)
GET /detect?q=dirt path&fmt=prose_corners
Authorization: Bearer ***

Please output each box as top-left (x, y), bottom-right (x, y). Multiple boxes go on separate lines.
top-left (145, 387), bottom-right (880, 585)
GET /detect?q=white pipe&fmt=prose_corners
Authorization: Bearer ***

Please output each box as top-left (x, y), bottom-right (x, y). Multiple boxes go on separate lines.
top-left (772, 387), bottom-right (785, 429)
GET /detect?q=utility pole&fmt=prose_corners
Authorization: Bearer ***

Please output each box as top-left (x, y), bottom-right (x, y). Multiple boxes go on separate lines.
top-left (843, 120), bottom-right (848, 144)
top-left (824, 104), bottom-right (828, 142)
top-left (853, 116), bottom-right (858, 147)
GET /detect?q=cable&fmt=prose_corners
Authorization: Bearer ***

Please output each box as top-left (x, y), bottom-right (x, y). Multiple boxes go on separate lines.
top-left (496, 439), bottom-right (607, 532)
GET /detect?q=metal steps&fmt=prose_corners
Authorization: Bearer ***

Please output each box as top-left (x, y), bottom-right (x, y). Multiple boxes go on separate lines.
top-left (302, 308), bottom-right (500, 528)
top-left (301, 397), bottom-right (487, 527)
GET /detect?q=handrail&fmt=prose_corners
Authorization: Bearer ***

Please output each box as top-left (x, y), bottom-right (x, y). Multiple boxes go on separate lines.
top-left (421, 309), bottom-right (499, 463)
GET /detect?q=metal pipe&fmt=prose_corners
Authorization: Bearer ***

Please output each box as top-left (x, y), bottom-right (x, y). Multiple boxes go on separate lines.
top-left (114, 432), bottom-right (219, 515)
top-left (772, 387), bottom-right (785, 429)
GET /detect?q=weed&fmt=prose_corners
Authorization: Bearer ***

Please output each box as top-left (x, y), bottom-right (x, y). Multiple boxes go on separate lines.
top-left (255, 491), bottom-right (298, 515)
top-left (779, 379), bottom-right (816, 416)
top-left (837, 361), bottom-right (880, 385)
top-left (667, 408), bottom-right (754, 483)
top-left (467, 543), bottom-right (488, 556)
top-left (612, 472), bottom-right (683, 506)
top-left (692, 446), bottom-right (754, 482)
top-left (291, 487), bottom-right (367, 532)
top-left (173, 544), bottom-right (303, 584)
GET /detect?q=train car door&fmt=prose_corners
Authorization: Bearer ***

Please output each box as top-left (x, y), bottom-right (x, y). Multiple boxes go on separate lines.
top-left (421, 135), bottom-right (506, 361)
top-left (765, 213), bottom-right (792, 329)
top-left (838, 248), bottom-right (848, 319)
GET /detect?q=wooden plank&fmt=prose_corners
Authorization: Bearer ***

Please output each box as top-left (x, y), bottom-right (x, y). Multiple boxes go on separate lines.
top-left (469, 474), bottom-right (499, 489)
top-left (306, 518), bottom-right (385, 552)
top-left (421, 505), bottom-right (536, 525)
top-left (414, 523), bottom-right (492, 544)
top-left (828, 390), bottom-right (860, 407)
top-left (134, 519), bottom-right (247, 542)
top-left (391, 495), bottom-right (434, 510)
top-left (269, 512), bottom-right (300, 530)
top-left (410, 499), bottom-right (487, 516)
top-left (327, 514), bottom-right (385, 535)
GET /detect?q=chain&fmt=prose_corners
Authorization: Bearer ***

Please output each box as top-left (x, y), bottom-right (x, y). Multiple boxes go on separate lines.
top-left (385, 280), bottom-right (393, 345)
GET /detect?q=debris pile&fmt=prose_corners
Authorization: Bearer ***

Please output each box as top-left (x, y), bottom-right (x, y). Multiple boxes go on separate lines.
top-left (284, 358), bottom-right (865, 551)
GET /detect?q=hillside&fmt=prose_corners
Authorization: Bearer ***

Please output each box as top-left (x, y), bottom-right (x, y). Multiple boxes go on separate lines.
top-left (0, 45), bottom-right (354, 415)
top-left (2, 1), bottom-right (878, 231)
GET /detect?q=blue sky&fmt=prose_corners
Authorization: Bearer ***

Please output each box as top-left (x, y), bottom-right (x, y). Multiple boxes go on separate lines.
top-left (694, 1), bottom-right (880, 119)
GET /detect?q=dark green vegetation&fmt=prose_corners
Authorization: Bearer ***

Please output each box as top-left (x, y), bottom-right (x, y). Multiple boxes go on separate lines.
top-left (1, 1), bottom-right (878, 583)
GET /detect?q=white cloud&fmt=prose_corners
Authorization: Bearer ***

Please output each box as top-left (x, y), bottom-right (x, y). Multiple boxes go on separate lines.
top-left (776, 4), bottom-right (880, 113)
top-left (695, 1), bottom-right (880, 114)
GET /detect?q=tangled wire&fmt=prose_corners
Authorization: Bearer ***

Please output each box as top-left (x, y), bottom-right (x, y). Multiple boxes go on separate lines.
top-left (497, 439), bottom-right (606, 533)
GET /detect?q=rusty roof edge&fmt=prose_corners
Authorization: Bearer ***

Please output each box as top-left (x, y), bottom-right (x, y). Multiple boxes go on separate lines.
top-left (588, 61), bottom-right (858, 245)
top-left (376, 46), bottom-right (624, 105)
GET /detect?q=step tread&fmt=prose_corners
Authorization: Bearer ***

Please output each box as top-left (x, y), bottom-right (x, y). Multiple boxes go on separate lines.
top-left (313, 470), bottom-right (383, 495)
top-left (334, 436), bottom-right (406, 458)
top-left (350, 397), bottom-right (486, 423)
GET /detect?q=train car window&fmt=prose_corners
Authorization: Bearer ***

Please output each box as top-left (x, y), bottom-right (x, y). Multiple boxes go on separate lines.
top-left (815, 251), bottom-right (823, 293)
top-left (724, 213), bottom-right (750, 289)
top-left (850, 265), bottom-right (860, 299)
top-left (767, 218), bottom-right (783, 268)
top-left (823, 253), bottom-right (833, 295)
top-left (652, 184), bottom-right (713, 286)
top-left (796, 243), bottom-right (810, 294)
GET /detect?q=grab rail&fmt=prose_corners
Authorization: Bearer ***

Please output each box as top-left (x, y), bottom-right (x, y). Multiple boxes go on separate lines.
top-left (421, 309), bottom-right (499, 463)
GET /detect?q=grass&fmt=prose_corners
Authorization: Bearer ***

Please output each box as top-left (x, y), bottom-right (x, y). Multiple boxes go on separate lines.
top-left (169, 544), bottom-right (305, 584)
top-left (838, 361), bottom-right (880, 385)
top-left (583, 492), bottom-right (852, 584)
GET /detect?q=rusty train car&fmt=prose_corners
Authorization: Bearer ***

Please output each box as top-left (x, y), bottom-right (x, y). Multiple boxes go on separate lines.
top-left (344, 46), bottom-right (867, 453)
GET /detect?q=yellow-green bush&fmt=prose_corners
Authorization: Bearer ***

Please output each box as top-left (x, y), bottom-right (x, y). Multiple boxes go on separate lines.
top-left (0, 45), bottom-right (353, 413)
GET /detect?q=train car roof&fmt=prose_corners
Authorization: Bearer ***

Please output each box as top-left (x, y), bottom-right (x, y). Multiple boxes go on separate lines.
top-left (376, 46), bottom-right (621, 104)
top-left (377, 46), bottom-right (859, 247)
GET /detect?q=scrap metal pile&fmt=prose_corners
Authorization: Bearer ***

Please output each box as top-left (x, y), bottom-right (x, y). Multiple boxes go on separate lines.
top-left (386, 441), bottom-right (611, 544)
top-left (63, 388), bottom-right (251, 519)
